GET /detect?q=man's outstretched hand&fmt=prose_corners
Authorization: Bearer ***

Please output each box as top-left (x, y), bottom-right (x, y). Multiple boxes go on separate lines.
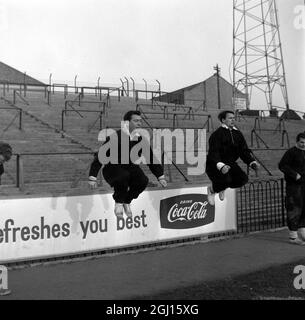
top-left (221, 165), bottom-right (231, 174)
top-left (158, 176), bottom-right (168, 188)
top-left (250, 161), bottom-right (260, 171)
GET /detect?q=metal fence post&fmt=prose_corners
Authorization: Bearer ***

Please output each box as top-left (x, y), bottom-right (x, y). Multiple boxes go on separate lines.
top-left (124, 77), bottom-right (129, 97)
top-left (64, 85), bottom-right (68, 98)
top-left (280, 178), bottom-right (286, 226)
top-left (99, 112), bottom-right (103, 130)
top-left (16, 154), bottom-right (24, 190)
top-left (19, 110), bottom-right (22, 130)
top-left (47, 90), bottom-right (51, 105)
top-left (61, 110), bottom-right (65, 132)
top-left (130, 77), bottom-right (135, 98)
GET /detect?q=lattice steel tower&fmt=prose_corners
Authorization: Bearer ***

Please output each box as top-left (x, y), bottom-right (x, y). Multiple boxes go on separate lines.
top-left (233, 0), bottom-right (290, 110)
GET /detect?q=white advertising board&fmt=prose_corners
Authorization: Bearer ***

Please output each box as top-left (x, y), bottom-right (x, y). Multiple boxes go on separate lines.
top-left (0, 186), bottom-right (236, 263)
top-left (233, 97), bottom-right (247, 110)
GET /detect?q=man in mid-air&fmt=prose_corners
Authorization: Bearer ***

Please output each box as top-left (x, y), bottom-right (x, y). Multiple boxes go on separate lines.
top-left (206, 110), bottom-right (259, 205)
top-left (88, 110), bottom-right (167, 218)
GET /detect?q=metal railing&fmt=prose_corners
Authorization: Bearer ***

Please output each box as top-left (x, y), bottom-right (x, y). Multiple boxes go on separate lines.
top-left (13, 90), bottom-right (29, 105)
top-left (61, 109), bottom-right (105, 132)
top-left (52, 83), bottom-right (68, 97)
top-left (250, 126), bottom-right (290, 149)
top-left (12, 148), bottom-right (190, 190)
top-left (64, 99), bottom-right (106, 113)
top-left (237, 178), bottom-right (286, 233)
top-left (14, 152), bottom-right (95, 190)
top-left (251, 129), bottom-right (269, 148)
top-left (0, 106), bottom-right (23, 132)
top-left (253, 117), bottom-right (286, 133)
top-left (137, 104), bottom-right (213, 131)
top-left (0, 82), bottom-right (122, 103)
top-left (93, 86), bottom-right (121, 102)
top-left (135, 89), bottom-right (161, 102)
top-left (0, 82), bottom-right (48, 97)
top-left (247, 150), bottom-right (273, 176)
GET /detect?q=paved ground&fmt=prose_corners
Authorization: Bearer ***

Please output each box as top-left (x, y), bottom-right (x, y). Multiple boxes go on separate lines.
top-left (1, 228), bottom-right (305, 300)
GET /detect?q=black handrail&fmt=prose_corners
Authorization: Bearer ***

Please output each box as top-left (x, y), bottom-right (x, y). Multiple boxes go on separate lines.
top-left (251, 129), bottom-right (269, 148)
top-left (64, 101), bottom-right (84, 118)
top-left (15, 152), bottom-right (95, 190)
top-left (13, 89), bottom-right (29, 105)
top-left (61, 109), bottom-right (106, 131)
top-left (52, 83), bottom-right (68, 97)
top-left (87, 111), bottom-right (104, 133)
top-left (249, 150), bottom-right (273, 176)
top-left (0, 106), bottom-right (23, 131)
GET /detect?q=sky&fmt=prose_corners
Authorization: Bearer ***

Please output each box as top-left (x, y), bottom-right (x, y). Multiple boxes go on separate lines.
top-left (0, 0), bottom-right (304, 111)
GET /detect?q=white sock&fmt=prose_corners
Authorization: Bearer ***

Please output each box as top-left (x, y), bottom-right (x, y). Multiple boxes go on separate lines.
top-left (289, 230), bottom-right (298, 239)
top-left (298, 228), bottom-right (305, 240)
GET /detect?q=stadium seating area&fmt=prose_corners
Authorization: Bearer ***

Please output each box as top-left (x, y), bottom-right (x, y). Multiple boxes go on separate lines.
top-left (0, 83), bottom-right (304, 196)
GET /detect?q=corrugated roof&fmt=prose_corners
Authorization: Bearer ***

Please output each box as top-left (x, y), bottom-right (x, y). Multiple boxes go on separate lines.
top-left (0, 61), bottom-right (45, 86)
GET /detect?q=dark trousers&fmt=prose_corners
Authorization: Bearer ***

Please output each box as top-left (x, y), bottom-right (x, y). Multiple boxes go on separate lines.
top-left (102, 164), bottom-right (149, 204)
top-left (206, 163), bottom-right (248, 193)
top-left (285, 183), bottom-right (305, 231)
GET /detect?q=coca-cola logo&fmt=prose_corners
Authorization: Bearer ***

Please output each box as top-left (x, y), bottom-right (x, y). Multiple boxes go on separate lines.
top-left (160, 194), bottom-right (215, 229)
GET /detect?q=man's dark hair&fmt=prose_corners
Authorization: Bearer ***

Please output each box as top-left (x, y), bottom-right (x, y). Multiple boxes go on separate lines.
top-left (123, 110), bottom-right (141, 121)
top-left (0, 142), bottom-right (12, 161)
top-left (218, 110), bottom-right (235, 122)
top-left (296, 132), bottom-right (305, 142)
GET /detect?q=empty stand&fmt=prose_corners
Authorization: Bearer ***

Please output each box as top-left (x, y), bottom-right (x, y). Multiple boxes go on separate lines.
top-left (0, 83), bottom-right (303, 195)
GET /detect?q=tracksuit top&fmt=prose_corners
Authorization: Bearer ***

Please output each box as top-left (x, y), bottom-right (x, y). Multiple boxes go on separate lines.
top-left (279, 146), bottom-right (305, 184)
top-left (89, 129), bottom-right (164, 179)
top-left (206, 126), bottom-right (255, 172)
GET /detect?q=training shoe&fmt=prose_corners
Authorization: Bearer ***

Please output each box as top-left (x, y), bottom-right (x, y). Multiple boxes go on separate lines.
top-left (289, 238), bottom-right (305, 245)
top-left (298, 228), bottom-right (305, 241)
top-left (114, 203), bottom-right (124, 218)
top-left (207, 186), bottom-right (215, 206)
top-left (123, 203), bottom-right (132, 218)
top-left (0, 288), bottom-right (11, 296)
top-left (219, 190), bottom-right (225, 201)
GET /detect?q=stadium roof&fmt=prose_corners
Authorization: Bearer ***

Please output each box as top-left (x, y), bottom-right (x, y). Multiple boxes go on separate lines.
top-left (167, 73), bottom-right (245, 96)
top-left (0, 61), bottom-right (45, 86)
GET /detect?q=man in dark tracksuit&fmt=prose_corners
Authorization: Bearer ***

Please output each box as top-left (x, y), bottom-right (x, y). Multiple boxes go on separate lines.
top-left (0, 142), bottom-right (12, 185)
top-left (206, 110), bottom-right (259, 205)
top-left (279, 132), bottom-right (305, 245)
top-left (88, 110), bottom-right (167, 218)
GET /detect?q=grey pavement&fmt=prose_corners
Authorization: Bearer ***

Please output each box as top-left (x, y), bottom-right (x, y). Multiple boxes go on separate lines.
top-left (1, 228), bottom-right (305, 300)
